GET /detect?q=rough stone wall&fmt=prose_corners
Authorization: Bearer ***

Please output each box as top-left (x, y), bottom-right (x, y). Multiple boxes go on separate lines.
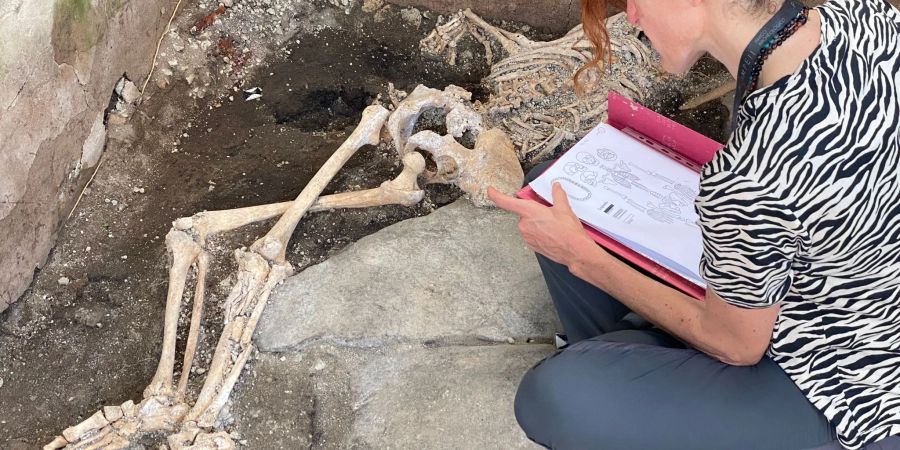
top-left (0, 0), bottom-right (170, 312)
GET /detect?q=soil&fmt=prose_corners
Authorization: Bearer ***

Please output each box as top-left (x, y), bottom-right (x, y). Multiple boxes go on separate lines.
top-left (0, 3), bottom-right (729, 448)
top-left (0, 3), bottom-right (480, 447)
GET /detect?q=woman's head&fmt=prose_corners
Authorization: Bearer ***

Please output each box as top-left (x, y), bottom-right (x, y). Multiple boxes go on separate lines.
top-left (577, 0), bottom-right (776, 84)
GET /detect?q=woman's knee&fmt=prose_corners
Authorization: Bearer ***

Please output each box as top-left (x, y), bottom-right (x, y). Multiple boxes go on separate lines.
top-left (514, 356), bottom-right (564, 446)
top-left (514, 348), bottom-right (614, 448)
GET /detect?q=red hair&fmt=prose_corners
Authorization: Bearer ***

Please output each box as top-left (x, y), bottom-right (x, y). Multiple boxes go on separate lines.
top-left (575, 0), bottom-right (626, 94)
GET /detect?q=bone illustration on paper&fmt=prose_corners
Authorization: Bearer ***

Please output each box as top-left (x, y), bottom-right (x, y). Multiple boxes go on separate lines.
top-left (551, 177), bottom-right (593, 202)
top-left (554, 144), bottom-right (699, 228)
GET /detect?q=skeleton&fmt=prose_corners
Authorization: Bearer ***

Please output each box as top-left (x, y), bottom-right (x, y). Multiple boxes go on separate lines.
top-left (422, 10), bottom-right (664, 163)
top-left (47, 92), bottom-right (523, 448)
top-left (47, 8), bottom-right (682, 450)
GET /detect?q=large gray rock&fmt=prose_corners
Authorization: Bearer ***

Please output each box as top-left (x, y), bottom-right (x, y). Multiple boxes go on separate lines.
top-left (256, 200), bottom-right (560, 351)
top-left (232, 344), bottom-right (550, 449)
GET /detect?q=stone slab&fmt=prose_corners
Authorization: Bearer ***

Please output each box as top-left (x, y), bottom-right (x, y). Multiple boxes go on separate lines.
top-left (256, 200), bottom-right (560, 352)
top-left (233, 343), bottom-right (551, 449)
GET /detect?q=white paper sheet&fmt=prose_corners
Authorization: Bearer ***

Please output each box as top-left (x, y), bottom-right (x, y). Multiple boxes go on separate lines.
top-left (529, 123), bottom-right (706, 287)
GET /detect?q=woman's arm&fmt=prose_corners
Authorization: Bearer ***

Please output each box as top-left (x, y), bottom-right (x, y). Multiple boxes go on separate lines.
top-left (568, 238), bottom-right (779, 365)
top-left (488, 184), bottom-right (779, 366)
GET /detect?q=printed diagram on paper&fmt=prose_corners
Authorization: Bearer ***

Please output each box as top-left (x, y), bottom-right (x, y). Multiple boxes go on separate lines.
top-left (529, 123), bottom-right (706, 286)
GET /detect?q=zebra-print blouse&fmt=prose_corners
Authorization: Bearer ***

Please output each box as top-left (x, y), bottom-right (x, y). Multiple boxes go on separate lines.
top-left (695, 0), bottom-right (900, 447)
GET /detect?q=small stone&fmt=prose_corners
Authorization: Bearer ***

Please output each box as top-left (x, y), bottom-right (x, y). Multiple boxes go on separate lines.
top-left (173, 41), bottom-right (185, 52)
top-left (107, 112), bottom-right (129, 125)
top-left (168, 59), bottom-right (179, 67)
top-left (313, 361), bottom-right (326, 371)
top-left (121, 255), bottom-right (128, 260)
top-left (58, 277), bottom-right (71, 286)
top-left (156, 76), bottom-right (171, 90)
top-left (401, 8), bottom-right (423, 28)
top-left (121, 81), bottom-right (141, 104)
top-left (362, 0), bottom-right (384, 13)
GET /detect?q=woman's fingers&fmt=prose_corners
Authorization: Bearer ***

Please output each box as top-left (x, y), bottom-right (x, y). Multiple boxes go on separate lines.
top-left (487, 186), bottom-right (542, 217)
top-left (551, 182), bottom-right (574, 214)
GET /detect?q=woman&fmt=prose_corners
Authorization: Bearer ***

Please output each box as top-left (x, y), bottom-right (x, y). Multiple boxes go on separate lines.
top-left (488, 0), bottom-right (900, 448)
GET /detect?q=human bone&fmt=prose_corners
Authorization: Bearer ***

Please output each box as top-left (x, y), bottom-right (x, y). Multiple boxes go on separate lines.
top-left (422, 10), bottom-right (663, 163)
top-left (47, 7), bottom-right (669, 448)
top-left (406, 128), bottom-right (522, 206)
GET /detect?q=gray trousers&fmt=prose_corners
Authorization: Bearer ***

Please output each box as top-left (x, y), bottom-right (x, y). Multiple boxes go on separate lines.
top-left (513, 162), bottom-right (900, 450)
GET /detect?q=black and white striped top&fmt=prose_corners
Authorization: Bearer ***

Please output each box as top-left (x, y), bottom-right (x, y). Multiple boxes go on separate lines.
top-left (695, 0), bottom-right (900, 447)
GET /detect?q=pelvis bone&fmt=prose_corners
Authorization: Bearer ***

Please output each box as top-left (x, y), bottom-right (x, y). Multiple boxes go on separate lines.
top-left (388, 84), bottom-right (484, 155)
top-left (406, 128), bottom-right (523, 207)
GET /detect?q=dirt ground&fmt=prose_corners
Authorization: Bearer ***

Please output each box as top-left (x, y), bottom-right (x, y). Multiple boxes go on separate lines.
top-left (0, 2), bottom-right (728, 448)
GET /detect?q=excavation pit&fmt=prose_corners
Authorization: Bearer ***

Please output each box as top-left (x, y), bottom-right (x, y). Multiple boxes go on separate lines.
top-left (0, 1), bottom-right (730, 448)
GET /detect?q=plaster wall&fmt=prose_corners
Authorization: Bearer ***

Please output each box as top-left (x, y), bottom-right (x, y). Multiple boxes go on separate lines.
top-left (0, 0), bottom-right (170, 312)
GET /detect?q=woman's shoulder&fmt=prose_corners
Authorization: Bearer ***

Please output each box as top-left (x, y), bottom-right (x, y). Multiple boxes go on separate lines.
top-left (818, 0), bottom-right (899, 34)
top-left (818, 0), bottom-right (898, 15)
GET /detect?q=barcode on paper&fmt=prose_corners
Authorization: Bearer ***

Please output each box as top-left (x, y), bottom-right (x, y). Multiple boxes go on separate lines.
top-left (599, 202), bottom-right (629, 220)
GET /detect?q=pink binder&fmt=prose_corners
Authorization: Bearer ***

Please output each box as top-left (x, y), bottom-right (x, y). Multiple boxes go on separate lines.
top-left (516, 91), bottom-right (724, 300)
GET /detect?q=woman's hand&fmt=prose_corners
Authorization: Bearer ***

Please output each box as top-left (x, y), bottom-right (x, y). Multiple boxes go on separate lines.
top-left (487, 182), bottom-right (597, 268)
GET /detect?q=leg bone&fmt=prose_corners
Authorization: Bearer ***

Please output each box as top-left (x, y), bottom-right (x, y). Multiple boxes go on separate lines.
top-left (145, 230), bottom-right (202, 398)
top-left (176, 251), bottom-right (210, 401)
top-left (251, 104), bottom-right (391, 263)
top-left (175, 151), bottom-right (427, 243)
